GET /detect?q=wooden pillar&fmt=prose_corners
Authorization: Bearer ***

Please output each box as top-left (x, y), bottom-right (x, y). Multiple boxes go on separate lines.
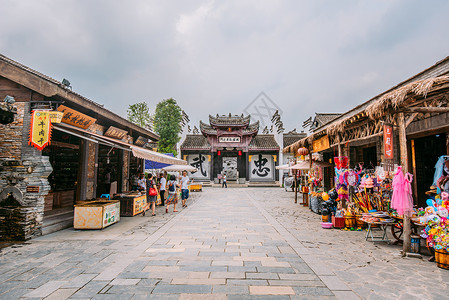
top-left (447, 133), bottom-right (449, 155)
top-left (398, 112), bottom-right (411, 256)
top-left (294, 170), bottom-right (298, 203)
top-left (411, 139), bottom-right (418, 205)
top-left (337, 135), bottom-right (342, 157)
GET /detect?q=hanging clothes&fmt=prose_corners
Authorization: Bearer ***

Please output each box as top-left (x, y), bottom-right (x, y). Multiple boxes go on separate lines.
top-left (391, 166), bottom-right (414, 216)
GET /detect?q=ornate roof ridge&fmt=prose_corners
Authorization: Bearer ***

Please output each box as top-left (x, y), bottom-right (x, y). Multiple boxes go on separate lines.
top-left (209, 113), bottom-right (251, 126)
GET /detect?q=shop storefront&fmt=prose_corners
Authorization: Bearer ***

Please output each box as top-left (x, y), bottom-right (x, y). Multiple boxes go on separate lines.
top-left (283, 55), bottom-right (449, 269)
top-left (0, 54), bottom-right (186, 240)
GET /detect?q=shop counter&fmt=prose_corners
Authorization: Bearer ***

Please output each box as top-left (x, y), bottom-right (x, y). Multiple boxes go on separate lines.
top-left (113, 193), bottom-right (147, 216)
top-left (74, 200), bottom-right (120, 229)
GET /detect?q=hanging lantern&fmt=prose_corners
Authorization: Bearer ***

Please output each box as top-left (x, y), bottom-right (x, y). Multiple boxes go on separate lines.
top-left (297, 147), bottom-right (309, 160)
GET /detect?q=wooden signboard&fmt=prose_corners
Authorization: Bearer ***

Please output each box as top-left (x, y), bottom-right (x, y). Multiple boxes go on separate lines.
top-left (104, 126), bottom-right (128, 140)
top-left (57, 105), bottom-right (96, 129)
top-left (383, 124), bottom-right (394, 159)
top-left (26, 186), bottom-right (40, 193)
top-left (134, 136), bottom-right (147, 146)
top-left (49, 111), bottom-right (64, 123)
top-left (312, 135), bottom-right (330, 153)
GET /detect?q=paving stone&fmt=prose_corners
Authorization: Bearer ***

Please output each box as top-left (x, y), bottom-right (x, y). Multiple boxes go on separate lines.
top-left (110, 278), bottom-right (140, 285)
top-left (211, 260), bottom-right (243, 267)
top-left (63, 273), bottom-right (97, 288)
top-left (245, 273), bottom-right (279, 280)
top-left (255, 267), bottom-right (296, 274)
top-left (152, 284), bottom-right (212, 294)
top-left (178, 294), bottom-right (228, 300)
top-left (210, 272), bottom-right (245, 279)
top-left (292, 286), bottom-right (334, 296)
top-left (228, 295), bottom-right (291, 300)
top-left (268, 280), bottom-right (326, 287)
top-left (227, 266), bottom-right (257, 273)
top-left (131, 294), bottom-right (179, 300)
top-left (228, 279), bottom-right (268, 286)
top-left (22, 280), bottom-right (67, 298)
top-left (45, 288), bottom-right (78, 300)
top-left (116, 272), bottom-right (150, 279)
top-left (179, 266), bottom-right (227, 272)
top-left (70, 280), bottom-right (109, 298)
top-left (171, 278), bottom-right (226, 285)
top-left (212, 285), bottom-right (249, 294)
top-left (249, 285), bottom-right (294, 295)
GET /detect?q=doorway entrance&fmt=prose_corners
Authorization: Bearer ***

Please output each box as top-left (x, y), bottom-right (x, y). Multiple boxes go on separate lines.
top-left (222, 157), bottom-right (238, 180)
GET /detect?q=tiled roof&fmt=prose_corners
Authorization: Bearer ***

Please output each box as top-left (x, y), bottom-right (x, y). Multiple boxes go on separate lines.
top-left (283, 132), bottom-right (307, 147)
top-left (242, 121), bottom-right (259, 135)
top-left (180, 135), bottom-right (211, 150)
top-left (249, 135), bottom-right (280, 151)
top-left (199, 121), bottom-right (218, 135)
top-left (315, 113), bottom-right (341, 127)
top-left (209, 114), bottom-right (251, 126)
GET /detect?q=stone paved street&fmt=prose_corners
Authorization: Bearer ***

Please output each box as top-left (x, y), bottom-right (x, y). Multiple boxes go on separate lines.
top-left (0, 188), bottom-right (447, 299)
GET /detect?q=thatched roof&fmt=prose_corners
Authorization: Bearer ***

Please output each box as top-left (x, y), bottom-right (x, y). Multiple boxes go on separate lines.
top-left (282, 56), bottom-right (449, 154)
top-left (365, 75), bottom-right (449, 119)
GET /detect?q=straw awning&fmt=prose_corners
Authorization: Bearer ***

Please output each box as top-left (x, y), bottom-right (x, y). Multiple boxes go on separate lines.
top-left (288, 161), bottom-right (311, 170)
top-left (162, 165), bottom-right (197, 172)
top-left (275, 164), bottom-right (290, 170)
top-left (289, 160), bottom-right (333, 170)
top-left (131, 146), bottom-right (187, 165)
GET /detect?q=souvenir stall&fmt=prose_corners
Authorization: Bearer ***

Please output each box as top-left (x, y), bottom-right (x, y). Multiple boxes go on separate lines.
top-left (420, 156), bottom-right (449, 269)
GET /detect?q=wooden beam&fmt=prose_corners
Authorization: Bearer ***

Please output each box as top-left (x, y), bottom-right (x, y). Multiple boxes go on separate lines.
top-left (402, 107), bottom-right (449, 113)
top-left (331, 131), bottom-right (383, 148)
top-left (405, 112), bottom-right (419, 128)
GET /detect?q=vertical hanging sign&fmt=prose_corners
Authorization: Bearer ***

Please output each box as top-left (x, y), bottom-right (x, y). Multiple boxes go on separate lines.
top-left (383, 124), bottom-right (393, 159)
top-left (29, 110), bottom-right (52, 150)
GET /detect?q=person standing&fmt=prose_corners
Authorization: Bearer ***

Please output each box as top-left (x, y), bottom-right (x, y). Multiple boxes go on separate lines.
top-left (222, 173), bottom-right (227, 188)
top-left (130, 173), bottom-right (139, 191)
top-left (137, 173), bottom-right (146, 192)
top-left (180, 170), bottom-right (191, 208)
top-left (165, 175), bottom-right (179, 213)
top-left (159, 172), bottom-right (167, 206)
top-left (145, 173), bottom-right (158, 216)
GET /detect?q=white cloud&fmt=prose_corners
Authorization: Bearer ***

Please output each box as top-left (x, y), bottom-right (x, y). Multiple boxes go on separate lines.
top-left (0, 0), bottom-right (448, 131)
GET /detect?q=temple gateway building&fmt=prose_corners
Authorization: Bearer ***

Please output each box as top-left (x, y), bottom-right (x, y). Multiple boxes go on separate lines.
top-left (180, 113), bottom-right (306, 184)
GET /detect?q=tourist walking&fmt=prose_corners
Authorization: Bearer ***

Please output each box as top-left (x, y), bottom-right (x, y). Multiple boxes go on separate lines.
top-left (180, 171), bottom-right (191, 208)
top-left (145, 173), bottom-right (158, 216)
top-left (222, 173), bottom-right (227, 188)
top-left (166, 175), bottom-right (179, 213)
top-left (159, 172), bottom-right (167, 206)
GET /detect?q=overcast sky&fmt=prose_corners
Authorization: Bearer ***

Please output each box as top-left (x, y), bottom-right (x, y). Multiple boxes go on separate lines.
top-left (1, 0), bottom-right (448, 132)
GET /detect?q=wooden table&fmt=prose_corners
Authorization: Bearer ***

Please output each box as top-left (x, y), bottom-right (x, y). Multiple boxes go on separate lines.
top-left (365, 221), bottom-right (396, 242)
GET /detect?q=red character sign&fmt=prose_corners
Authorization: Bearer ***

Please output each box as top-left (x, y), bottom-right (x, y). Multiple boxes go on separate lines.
top-left (383, 124), bottom-right (393, 159)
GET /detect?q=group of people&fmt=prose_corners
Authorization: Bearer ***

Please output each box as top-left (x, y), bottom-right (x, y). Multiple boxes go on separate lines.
top-left (133, 171), bottom-right (192, 216)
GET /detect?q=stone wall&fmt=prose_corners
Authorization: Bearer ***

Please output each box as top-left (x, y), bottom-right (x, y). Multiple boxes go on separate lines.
top-left (0, 102), bottom-right (25, 160)
top-left (0, 102), bottom-right (52, 241)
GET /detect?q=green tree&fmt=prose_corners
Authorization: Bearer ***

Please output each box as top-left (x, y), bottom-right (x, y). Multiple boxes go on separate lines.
top-left (127, 102), bottom-right (153, 129)
top-left (153, 98), bottom-right (182, 155)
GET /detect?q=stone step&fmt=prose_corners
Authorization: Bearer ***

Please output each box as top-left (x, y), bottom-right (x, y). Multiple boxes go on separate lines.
top-left (42, 210), bottom-right (74, 235)
top-left (41, 218), bottom-right (73, 235)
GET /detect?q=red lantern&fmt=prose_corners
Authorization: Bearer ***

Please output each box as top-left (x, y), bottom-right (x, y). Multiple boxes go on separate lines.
top-left (217, 150), bottom-right (221, 156)
top-left (297, 147), bottom-right (309, 156)
top-left (238, 150), bottom-right (242, 156)
top-left (297, 147), bottom-right (309, 160)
